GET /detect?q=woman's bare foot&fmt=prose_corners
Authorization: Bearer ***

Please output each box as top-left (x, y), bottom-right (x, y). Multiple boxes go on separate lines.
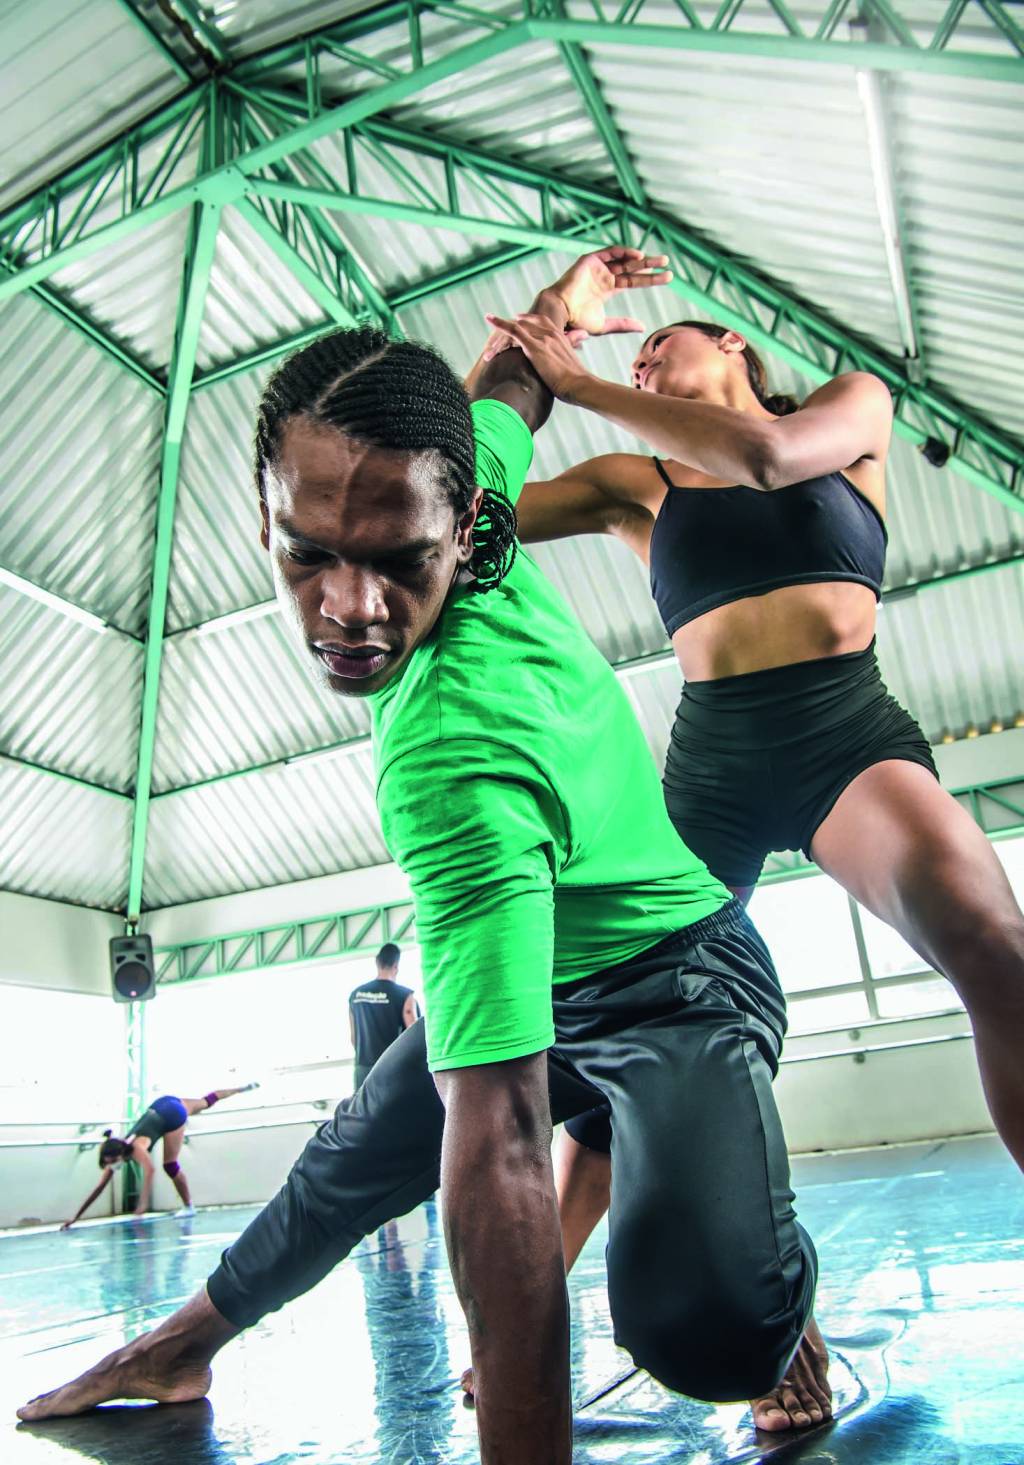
top-left (461, 1315), bottom-right (832, 1432)
top-left (750, 1318), bottom-right (832, 1432)
top-left (17, 1288), bottom-right (236, 1422)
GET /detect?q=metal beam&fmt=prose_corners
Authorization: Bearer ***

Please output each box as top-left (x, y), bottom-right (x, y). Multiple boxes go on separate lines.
top-left (524, 12), bottom-right (1024, 81)
top-left (0, 91), bottom-right (211, 302)
top-left (0, 752), bottom-right (131, 801)
top-left (241, 142), bottom-right (1024, 513)
top-left (0, 15), bottom-right (1018, 519)
top-left (554, 31), bottom-right (645, 207)
top-left (154, 900), bottom-right (417, 984)
top-left (125, 201), bottom-right (221, 924)
top-left (167, 0), bottom-right (231, 67)
top-left (233, 98), bottom-right (404, 337)
top-left (6, 0), bottom-right (1020, 303)
top-left (233, 197), bottom-right (359, 327)
top-left (19, 279), bottom-right (166, 394)
top-left (189, 242), bottom-right (568, 392)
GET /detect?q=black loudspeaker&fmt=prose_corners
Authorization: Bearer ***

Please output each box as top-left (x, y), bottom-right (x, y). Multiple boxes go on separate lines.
top-left (110, 935), bottom-right (157, 1003)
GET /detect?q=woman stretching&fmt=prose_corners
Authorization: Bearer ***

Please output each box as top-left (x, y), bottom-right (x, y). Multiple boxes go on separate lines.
top-left (62, 1086), bottom-right (257, 1228)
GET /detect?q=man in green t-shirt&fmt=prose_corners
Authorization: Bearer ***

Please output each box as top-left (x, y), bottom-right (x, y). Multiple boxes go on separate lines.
top-left (19, 254), bottom-right (819, 1462)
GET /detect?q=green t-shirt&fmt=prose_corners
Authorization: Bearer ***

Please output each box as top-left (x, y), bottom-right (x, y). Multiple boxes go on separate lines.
top-left (370, 399), bottom-right (729, 1071)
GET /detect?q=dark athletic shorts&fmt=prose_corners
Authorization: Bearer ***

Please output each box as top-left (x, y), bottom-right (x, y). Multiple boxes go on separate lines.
top-left (128, 1094), bottom-right (188, 1143)
top-left (662, 639), bottom-right (937, 891)
top-left (565, 641), bottom-right (937, 1157)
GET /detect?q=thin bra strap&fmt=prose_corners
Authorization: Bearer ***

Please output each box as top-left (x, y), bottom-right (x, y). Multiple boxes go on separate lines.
top-left (651, 456), bottom-right (676, 491)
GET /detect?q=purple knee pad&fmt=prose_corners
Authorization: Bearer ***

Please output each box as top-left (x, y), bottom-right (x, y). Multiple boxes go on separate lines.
top-left (163, 1160), bottom-right (181, 1178)
top-left (203, 1092), bottom-right (219, 1108)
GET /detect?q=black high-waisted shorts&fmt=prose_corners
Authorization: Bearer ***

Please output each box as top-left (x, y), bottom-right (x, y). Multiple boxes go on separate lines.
top-left (564, 640), bottom-right (937, 1157)
top-left (662, 638), bottom-right (937, 891)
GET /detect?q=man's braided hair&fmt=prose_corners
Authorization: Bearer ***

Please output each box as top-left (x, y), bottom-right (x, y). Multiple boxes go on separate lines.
top-left (254, 327), bottom-right (517, 592)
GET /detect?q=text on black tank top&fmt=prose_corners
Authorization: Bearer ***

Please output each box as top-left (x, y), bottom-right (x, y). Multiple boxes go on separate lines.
top-left (648, 459), bottom-right (887, 637)
top-left (349, 979), bottom-right (414, 1068)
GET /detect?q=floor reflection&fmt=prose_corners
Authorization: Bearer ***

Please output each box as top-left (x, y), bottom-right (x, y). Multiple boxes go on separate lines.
top-left (5, 1135), bottom-right (1022, 1463)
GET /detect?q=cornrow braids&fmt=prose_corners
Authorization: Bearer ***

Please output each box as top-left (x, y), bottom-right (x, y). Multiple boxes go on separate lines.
top-left (254, 327), bottom-right (517, 592)
top-left (668, 321), bottom-right (801, 417)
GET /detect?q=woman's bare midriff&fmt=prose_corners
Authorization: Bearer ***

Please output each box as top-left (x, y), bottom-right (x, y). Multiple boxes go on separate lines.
top-left (674, 581), bottom-right (879, 683)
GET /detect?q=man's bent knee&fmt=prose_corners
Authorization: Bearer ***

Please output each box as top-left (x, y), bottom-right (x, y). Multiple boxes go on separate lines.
top-left (163, 1161), bottom-right (181, 1179)
top-left (613, 1296), bottom-right (802, 1402)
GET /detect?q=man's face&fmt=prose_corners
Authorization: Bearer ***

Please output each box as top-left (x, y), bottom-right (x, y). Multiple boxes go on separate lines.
top-left (261, 418), bottom-right (480, 697)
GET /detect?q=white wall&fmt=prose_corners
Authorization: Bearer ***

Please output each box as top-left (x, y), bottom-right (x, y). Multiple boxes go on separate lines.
top-left (933, 723), bottom-right (1024, 788)
top-left (0, 890), bottom-right (120, 994)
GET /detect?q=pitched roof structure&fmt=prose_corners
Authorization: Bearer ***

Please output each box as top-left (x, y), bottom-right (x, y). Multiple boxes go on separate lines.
top-left (1, 0), bottom-right (1022, 915)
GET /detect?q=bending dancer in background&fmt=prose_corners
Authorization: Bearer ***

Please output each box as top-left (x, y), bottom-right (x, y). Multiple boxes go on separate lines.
top-left (20, 253), bottom-right (827, 1460)
top-left (62, 1086), bottom-right (258, 1228)
top-left (483, 265), bottom-right (1024, 1182)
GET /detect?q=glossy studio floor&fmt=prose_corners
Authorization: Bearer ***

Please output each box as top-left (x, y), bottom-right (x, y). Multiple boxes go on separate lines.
top-left (3, 1134), bottom-right (1021, 1465)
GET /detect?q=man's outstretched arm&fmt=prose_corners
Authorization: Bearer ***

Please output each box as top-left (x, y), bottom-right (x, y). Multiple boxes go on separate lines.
top-left (435, 1053), bottom-right (571, 1465)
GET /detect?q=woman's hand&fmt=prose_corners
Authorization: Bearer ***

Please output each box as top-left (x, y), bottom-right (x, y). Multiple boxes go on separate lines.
top-left (549, 246), bottom-right (672, 337)
top-left (483, 312), bottom-right (595, 403)
top-left (479, 246), bottom-right (672, 366)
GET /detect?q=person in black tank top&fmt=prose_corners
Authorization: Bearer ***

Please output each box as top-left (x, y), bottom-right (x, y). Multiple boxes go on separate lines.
top-left (349, 943), bottom-right (420, 1089)
top-left (485, 252), bottom-right (1024, 1423)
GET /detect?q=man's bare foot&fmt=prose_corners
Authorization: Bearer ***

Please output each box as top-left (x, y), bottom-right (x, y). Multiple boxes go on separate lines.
top-left (17, 1288), bottom-right (236, 1422)
top-left (463, 1315), bottom-right (832, 1431)
top-left (17, 1341), bottom-right (211, 1421)
top-left (751, 1317), bottom-right (832, 1432)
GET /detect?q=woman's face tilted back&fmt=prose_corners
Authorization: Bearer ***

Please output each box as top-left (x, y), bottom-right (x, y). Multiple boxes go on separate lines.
top-left (630, 325), bottom-right (747, 401)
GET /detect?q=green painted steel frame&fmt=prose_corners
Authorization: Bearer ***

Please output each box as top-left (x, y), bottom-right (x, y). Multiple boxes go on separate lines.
top-left (154, 900), bottom-right (418, 985)
top-left (238, 108), bottom-right (1024, 512)
top-left (125, 197), bottom-right (221, 925)
top-left (0, 2), bottom-right (1021, 506)
top-left (125, 1000), bottom-right (148, 1127)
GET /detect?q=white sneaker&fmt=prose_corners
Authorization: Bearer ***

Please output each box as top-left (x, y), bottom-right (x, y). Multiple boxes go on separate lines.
top-left (174, 1204), bottom-right (195, 1217)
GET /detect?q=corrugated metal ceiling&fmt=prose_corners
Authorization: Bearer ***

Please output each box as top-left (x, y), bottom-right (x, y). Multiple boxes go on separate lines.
top-left (0, 587), bottom-right (142, 793)
top-left (0, 760), bottom-right (131, 911)
top-left (143, 745), bottom-right (385, 908)
top-left (1, 1), bottom-right (1022, 913)
top-left (0, 292), bottom-right (162, 633)
top-left (0, 0), bottom-right (183, 212)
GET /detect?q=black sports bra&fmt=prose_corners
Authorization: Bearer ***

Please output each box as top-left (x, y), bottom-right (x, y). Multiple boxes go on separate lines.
top-left (648, 459), bottom-right (887, 637)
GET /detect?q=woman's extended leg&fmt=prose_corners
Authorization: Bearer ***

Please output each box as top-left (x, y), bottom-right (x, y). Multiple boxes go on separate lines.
top-left (811, 760), bottom-right (1024, 1170)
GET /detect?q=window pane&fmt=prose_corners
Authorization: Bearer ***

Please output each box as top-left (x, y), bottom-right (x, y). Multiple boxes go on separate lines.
top-left (748, 876), bottom-right (862, 993)
top-left (857, 902), bottom-right (928, 979)
top-left (784, 990), bottom-right (870, 1036)
top-left (875, 976), bottom-right (963, 1020)
top-left (996, 836), bottom-right (1024, 904)
top-left (146, 948), bottom-right (422, 1113)
top-left (0, 987), bottom-right (124, 1123)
